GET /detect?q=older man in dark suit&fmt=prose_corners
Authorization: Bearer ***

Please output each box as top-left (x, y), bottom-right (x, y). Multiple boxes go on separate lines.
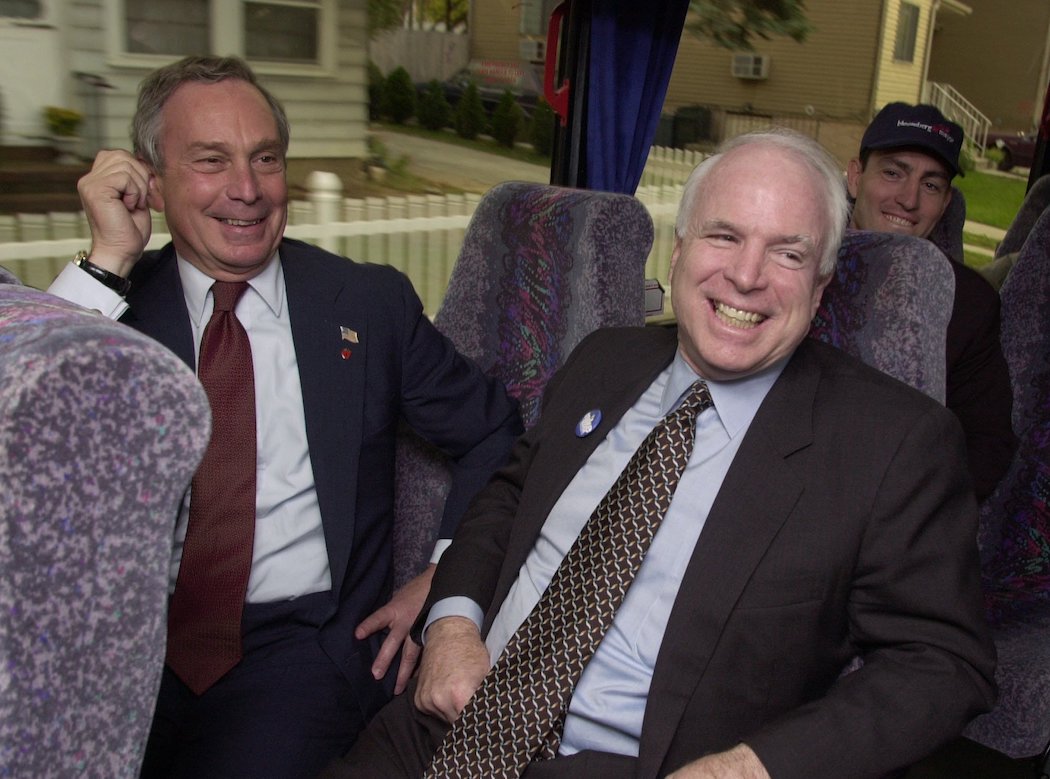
top-left (328, 129), bottom-right (996, 779)
top-left (47, 56), bottom-right (521, 778)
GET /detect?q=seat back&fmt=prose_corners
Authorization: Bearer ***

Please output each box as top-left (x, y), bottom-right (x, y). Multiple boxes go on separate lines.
top-left (809, 229), bottom-right (954, 403)
top-left (962, 197), bottom-right (1050, 760)
top-left (996, 173), bottom-right (1050, 258)
top-left (927, 184), bottom-right (966, 265)
top-left (0, 286), bottom-right (210, 777)
top-left (393, 181), bottom-right (654, 585)
top-left (976, 204), bottom-right (1050, 607)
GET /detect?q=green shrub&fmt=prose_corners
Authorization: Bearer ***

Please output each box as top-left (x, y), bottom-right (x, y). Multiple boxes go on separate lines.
top-left (417, 80), bottom-right (452, 131)
top-left (490, 89), bottom-right (524, 148)
top-left (959, 145), bottom-right (977, 174)
top-left (453, 81), bottom-right (487, 140)
top-left (367, 62), bottom-right (385, 121)
top-left (529, 97), bottom-right (557, 157)
top-left (382, 66), bottom-right (416, 125)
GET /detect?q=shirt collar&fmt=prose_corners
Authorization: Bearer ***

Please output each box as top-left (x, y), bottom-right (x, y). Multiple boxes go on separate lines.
top-left (176, 251), bottom-right (284, 326)
top-left (662, 349), bottom-right (787, 438)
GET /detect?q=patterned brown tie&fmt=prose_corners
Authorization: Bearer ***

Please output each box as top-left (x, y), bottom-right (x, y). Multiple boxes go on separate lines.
top-left (166, 281), bottom-right (257, 695)
top-left (425, 380), bottom-right (713, 778)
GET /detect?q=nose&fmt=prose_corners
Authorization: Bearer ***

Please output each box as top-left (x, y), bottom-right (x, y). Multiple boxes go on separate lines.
top-left (225, 160), bottom-right (262, 204)
top-left (895, 176), bottom-right (921, 210)
top-left (723, 242), bottom-right (766, 291)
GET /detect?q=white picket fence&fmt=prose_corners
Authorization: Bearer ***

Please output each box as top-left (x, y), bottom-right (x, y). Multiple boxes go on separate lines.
top-left (0, 146), bottom-right (704, 316)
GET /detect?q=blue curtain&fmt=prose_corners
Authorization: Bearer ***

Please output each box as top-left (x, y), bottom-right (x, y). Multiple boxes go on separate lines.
top-left (585, 0), bottom-right (691, 194)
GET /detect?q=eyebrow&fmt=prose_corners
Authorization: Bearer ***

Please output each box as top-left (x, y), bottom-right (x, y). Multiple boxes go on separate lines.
top-left (882, 155), bottom-right (951, 181)
top-left (698, 219), bottom-right (816, 252)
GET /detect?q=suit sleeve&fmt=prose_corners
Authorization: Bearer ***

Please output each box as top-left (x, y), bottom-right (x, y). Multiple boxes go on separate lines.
top-left (745, 406), bottom-right (997, 778)
top-left (392, 271), bottom-right (524, 540)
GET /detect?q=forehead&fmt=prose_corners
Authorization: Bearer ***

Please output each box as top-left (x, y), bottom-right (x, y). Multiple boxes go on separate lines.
top-left (160, 80), bottom-right (277, 141)
top-left (693, 146), bottom-right (826, 233)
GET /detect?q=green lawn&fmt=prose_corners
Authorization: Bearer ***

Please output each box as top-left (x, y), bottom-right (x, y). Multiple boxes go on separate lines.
top-left (955, 170), bottom-right (1027, 229)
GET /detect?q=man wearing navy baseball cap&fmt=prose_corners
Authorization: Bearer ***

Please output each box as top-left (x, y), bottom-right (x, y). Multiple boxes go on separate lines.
top-left (847, 102), bottom-right (964, 239)
top-left (847, 102), bottom-right (1015, 502)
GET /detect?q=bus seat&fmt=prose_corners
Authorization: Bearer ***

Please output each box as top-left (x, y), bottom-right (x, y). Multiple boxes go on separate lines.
top-left (0, 284), bottom-right (209, 777)
top-left (393, 180), bottom-right (654, 587)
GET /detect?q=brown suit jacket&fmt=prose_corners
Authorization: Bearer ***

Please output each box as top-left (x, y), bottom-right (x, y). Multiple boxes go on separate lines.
top-left (425, 325), bottom-right (996, 779)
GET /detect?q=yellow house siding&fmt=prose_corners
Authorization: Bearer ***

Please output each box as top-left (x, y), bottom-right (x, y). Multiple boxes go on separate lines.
top-left (470, 0), bottom-right (522, 61)
top-left (663, 1), bottom-right (883, 121)
top-left (872, 0), bottom-right (934, 109)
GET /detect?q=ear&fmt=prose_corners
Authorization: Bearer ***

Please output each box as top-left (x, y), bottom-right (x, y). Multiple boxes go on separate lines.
top-left (845, 158), bottom-right (862, 200)
top-left (146, 169), bottom-right (164, 212)
top-left (668, 237), bottom-right (683, 287)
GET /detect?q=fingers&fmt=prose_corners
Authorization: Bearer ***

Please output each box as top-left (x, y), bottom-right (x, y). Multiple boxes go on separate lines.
top-left (78, 150), bottom-right (154, 276)
top-left (394, 639), bottom-right (421, 695)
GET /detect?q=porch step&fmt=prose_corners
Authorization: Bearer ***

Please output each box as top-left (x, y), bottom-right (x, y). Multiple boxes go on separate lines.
top-left (0, 150), bottom-right (89, 214)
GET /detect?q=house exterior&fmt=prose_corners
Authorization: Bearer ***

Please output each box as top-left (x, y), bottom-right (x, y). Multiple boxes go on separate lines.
top-left (467, 0), bottom-right (974, 165)
top-left (0, 0), bottom-right (369, 163)
top-left (927, 0), bottom-right (1050, 132)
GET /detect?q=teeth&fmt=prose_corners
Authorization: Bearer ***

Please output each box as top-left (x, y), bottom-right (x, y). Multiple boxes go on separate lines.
top-left (884, 214), bottom-right (913, 227)
top-left (715, 302), bottom-right (764, 328)
top-left (220, 218), bottom-right (262, 226)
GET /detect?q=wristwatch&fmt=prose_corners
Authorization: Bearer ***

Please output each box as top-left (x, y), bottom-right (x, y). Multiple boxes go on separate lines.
top-left (73, 250), bottom-right (132, 297)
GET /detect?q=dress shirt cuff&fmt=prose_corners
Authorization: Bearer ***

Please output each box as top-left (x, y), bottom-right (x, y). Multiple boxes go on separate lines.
top-left (430, 538), bottom-right (452, 565)
top-left (421, 597), bottom-right (484, 644)
top-left (49, 263), bottom-right (129, 320)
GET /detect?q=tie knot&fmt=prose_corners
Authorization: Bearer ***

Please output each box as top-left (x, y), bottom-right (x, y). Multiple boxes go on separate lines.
top-left (211, 281), bottom-right (249, 313)
top-left (678, 380), bottom-right (713, 417)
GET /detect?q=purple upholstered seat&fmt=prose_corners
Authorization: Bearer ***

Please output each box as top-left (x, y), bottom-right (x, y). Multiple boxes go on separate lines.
top-left (965, 204), bottom-right (1050, 761)
top-left (393, 181), bottom-right (654, 586)
top-left (809, 228), bottom-right (954, 403)
top-left (0, 285), bottom-right (210, 776)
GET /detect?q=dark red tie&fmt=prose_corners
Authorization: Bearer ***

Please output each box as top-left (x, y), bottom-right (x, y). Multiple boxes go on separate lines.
top-left (167, 281), bottom-right (257, 695)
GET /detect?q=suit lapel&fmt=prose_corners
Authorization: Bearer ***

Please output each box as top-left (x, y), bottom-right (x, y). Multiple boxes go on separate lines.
top-left (123, 245), bottom-right (195, 367)
top-left (280, 241), bottom-right (364, 598)
top-left (637, 342), bottom-right (823, 778)
top-left (484, 328), bottom-right (680, 632)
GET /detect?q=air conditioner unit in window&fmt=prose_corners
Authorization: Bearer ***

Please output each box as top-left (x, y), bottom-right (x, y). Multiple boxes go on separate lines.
top-left (519, 39), bottom-right (546, 63)
top-left (731, 54), bottom-right (770, 80)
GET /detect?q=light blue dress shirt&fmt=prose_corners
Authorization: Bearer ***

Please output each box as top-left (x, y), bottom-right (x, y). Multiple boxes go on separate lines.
top-left (428, 348), bottom-right (783, 756)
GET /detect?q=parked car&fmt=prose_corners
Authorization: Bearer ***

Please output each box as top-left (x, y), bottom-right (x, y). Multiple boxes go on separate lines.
top-left (986, 130), bottom-right (1037, 171)
top-left (417, 60), bottom-right (542, 119)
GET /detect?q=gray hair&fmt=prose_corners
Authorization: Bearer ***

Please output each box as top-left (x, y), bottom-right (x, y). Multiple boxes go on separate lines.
top-left (674, 128), bottom-right (848, 277)
top-left (131, 55), bottom-right (290, 169)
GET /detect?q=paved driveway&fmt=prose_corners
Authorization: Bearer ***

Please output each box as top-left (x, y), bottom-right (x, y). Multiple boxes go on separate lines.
top-left (371, 129), bottom-right (550, 192)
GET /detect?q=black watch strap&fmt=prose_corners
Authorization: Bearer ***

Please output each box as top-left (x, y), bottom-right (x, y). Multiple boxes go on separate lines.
top-left (73, 250), bottom-right (132, 297)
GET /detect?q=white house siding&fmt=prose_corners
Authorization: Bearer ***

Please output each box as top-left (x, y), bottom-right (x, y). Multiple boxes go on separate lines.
top-left (58, 0), bottom-right (367, 160)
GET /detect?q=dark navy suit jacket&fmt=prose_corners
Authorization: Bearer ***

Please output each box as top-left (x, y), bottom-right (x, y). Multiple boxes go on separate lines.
top-left (124, 237), bottom-right (522, 714)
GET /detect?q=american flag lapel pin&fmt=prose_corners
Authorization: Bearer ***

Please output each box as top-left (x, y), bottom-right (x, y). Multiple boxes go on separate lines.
top-left (340, 326), bottom-right (358, 360)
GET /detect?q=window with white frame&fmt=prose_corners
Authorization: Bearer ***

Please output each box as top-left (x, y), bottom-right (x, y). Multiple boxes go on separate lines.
top-left (893, 2), bottom-right (920, 63)
top-left (114, 0), bottom-right (330, 70)
top-left (0, 0), bottom-right (51, 22)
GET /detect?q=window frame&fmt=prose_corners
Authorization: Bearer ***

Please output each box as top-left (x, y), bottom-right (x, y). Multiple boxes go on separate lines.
top-left (893, 1), bottom-right (920, 63)
top-left (105, 0), bottom-right (336, 77)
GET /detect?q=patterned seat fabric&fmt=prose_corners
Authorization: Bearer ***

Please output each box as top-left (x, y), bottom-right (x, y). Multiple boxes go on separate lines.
top-left (963, 204), bottom-right (1050, 759)
top-left (997, 174), bottom-right (1050, 259)
top-left (393, 181), bottom-right (654, 585)
top-left (0, 285), bottom-right (210, 777)
top-left (809, 228), bottom-right (954, 403)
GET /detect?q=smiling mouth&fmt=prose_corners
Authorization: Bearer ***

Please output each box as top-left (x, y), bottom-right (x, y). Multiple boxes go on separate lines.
top-left (714, 301), bottom-right (765, 329)
top-left (883, 213), bottom-right (916, 228)
top-left (218, 217), bottom-right (264, 227)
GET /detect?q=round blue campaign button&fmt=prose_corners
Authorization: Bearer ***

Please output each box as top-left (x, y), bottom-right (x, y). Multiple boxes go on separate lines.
top-left (575, 409), bottom-right (602, 437)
